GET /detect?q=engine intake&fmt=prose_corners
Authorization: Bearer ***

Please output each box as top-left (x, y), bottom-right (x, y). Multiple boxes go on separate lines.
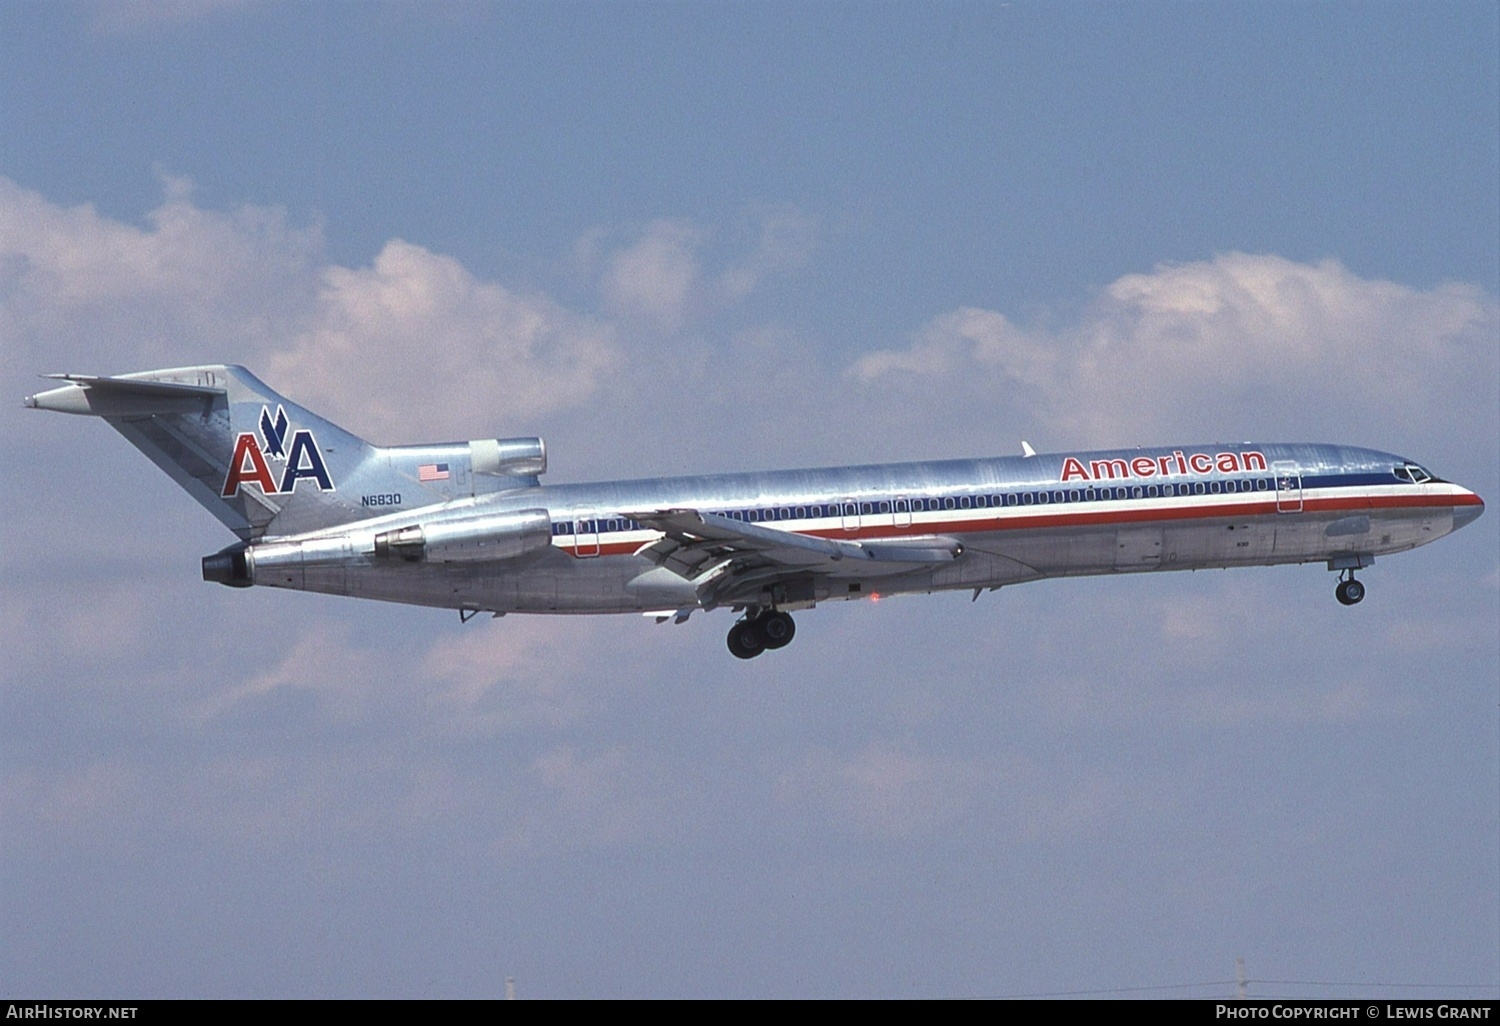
top-left (471, 437), bottom-right (546, 477)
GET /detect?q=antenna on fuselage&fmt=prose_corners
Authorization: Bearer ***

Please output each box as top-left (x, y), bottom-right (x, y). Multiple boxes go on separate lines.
top-left (1021, 440), bottom-right (1037, 458)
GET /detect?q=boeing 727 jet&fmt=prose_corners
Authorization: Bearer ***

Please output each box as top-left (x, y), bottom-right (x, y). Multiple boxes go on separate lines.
top-left (26, 365), bottom-right (1485, 658)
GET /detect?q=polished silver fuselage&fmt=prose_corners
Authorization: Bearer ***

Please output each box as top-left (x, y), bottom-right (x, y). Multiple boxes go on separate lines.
top-left (23, 366), bottom-right (1483, 626)
top-left (254, 442), bottom-right (1482, 617)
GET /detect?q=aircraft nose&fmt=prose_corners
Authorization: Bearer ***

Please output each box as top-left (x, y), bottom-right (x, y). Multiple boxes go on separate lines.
top-left (1453, 494), bottom-right (1484, 531)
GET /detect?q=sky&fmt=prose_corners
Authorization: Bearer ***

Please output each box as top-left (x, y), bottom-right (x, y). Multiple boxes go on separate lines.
top-left (2, 0), bottom-right (1497, 1000)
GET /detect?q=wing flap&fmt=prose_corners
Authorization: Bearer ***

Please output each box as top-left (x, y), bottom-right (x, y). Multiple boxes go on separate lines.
top-left (626, 508), bottom-right (965, 607)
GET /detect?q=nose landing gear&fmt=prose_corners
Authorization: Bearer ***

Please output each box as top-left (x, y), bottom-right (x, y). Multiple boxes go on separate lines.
top-left (1335, 570), bottom-right (1365, 606)
top-left (726, 610), bottom-right (797, 659)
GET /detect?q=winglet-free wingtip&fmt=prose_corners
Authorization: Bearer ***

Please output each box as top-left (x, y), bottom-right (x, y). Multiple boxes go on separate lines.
top-left (24, 374), bottom-right (67, 408)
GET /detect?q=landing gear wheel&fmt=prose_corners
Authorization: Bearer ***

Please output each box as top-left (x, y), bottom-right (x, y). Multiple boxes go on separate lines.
top-left (727, 620), bottom-right (767, 659)
top-left (1335, 577), bottom-right (1365, 606)
top-left (759, 610), bottom-right (796, 649)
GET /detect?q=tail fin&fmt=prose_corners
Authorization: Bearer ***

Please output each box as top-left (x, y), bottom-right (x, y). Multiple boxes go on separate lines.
top-left (28, 365), bottom-right (400, 540)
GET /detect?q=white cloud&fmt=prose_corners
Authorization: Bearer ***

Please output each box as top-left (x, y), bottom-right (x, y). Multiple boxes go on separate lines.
top-left (270, 239), bottom-right (619, 440)
top-left (600, 218), bottom-right (704, 330)
top-left (190, 622), bottom-right (386, 725)
top-left (0, 177), bottom-right (618, 443)
top-left (185, 614), bottom-right (608, 740)
top-left (715, 205), bottom-right (818, 302)
top-left (0, 175), bottom-right (320, 371)
top-left (1, 179), bottom-right (832, 476)
top-left (421, 618), bottom-right (595, 733)
top-left (594, 208), bottom-right (818, 334)
top-left (849, 253), bottom-right (1499, 458)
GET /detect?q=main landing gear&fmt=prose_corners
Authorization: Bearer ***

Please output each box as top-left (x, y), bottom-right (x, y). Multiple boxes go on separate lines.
top-left (1335, 570), bottom-right (1366, 606)
top-left (727, 610), bottom-right (797, 659)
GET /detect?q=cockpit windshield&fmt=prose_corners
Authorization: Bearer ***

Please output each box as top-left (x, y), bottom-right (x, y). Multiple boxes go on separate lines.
top-left (1393, 463), bottom-right (1440, 484)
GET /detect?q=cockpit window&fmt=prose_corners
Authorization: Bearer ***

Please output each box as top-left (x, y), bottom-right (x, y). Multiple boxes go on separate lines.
top-left (1394, 463), bottom-right (1435, 484)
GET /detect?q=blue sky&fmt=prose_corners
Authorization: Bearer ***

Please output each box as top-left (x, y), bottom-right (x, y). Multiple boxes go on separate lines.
top-left (2, 0), bottom-right (1497, 999)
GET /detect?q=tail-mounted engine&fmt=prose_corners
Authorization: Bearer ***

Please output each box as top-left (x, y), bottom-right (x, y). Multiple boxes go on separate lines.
top-left (202, 545), bottom-right (253, 587)
top-left (373, 508), bottom-right (552, 563)
top-left (203, 507), bottom-right (553, 587)
top-left (376, 437), bottom-right (548, 498)
top-left (471, 438), bottom-right (546, 478)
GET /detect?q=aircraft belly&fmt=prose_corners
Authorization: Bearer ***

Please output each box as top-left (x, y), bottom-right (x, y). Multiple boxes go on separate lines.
top-left (928, 546), bottom-right (1043, 588)
top-left (963, 525), bottom-right (1115, 577)
top-left (1114, 527), bottom-right (1163, 570)
top-left (1271, 507), bottom-right (1439, 562)
top-left (253, 502), bottom-right (1467, 616)
top-left (1161, 518), bottom-right (1276, 568)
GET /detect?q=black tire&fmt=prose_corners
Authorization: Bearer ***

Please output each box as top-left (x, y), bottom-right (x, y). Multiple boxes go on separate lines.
top-left (760, 611), bottom-right (796, 649)
top-left (727, 621), bottom-right (766, 659)
top-left (1336, 578), bottom-right (1365, 606)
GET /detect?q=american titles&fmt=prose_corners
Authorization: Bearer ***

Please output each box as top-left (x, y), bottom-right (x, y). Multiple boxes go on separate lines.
top-left (1060, 449), bottom-right (1267, 483)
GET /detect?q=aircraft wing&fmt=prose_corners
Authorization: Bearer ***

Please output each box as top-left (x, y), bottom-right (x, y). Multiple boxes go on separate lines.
top-left (627, 508), bottom-right (963, 607)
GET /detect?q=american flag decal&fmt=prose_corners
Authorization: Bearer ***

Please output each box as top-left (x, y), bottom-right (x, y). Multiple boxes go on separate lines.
top-left (418, 463), bottom-right (450, 482)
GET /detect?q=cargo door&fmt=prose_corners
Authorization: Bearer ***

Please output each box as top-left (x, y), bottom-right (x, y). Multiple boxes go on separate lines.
top-left (1115, 527), bottom-right (1163, 569)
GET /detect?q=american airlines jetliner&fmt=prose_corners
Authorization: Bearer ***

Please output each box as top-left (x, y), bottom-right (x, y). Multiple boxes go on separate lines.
top-left (27, 365), bottom-right (1485, 658)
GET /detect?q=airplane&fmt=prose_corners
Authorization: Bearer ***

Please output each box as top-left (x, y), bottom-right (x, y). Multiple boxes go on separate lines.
top-left (25, 365), bottom-right (1485, 659)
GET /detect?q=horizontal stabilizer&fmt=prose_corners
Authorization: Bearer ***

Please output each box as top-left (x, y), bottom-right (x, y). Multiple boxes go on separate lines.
top-left (26, 374), bottom-right (225, 417)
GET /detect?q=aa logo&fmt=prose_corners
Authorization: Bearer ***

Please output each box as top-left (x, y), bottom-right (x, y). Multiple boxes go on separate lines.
top-left (221, 404), bottom-right (335, 497)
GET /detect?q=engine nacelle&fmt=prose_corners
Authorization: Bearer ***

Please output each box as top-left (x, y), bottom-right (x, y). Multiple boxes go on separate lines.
top-left (471, 437), bottom-right (546, 477)
top-left (202, 545), bottom-right (253, 587)
top-left (373, 508), bottom-right (552, 563)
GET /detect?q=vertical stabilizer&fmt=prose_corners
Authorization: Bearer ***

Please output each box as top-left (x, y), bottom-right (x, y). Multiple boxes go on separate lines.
top-left (26, 365), bottom-right (413, 539)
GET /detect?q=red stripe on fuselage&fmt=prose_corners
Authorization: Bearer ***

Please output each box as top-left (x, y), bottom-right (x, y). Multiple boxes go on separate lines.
top-left (556, 489), bottom-right (1478, 557)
